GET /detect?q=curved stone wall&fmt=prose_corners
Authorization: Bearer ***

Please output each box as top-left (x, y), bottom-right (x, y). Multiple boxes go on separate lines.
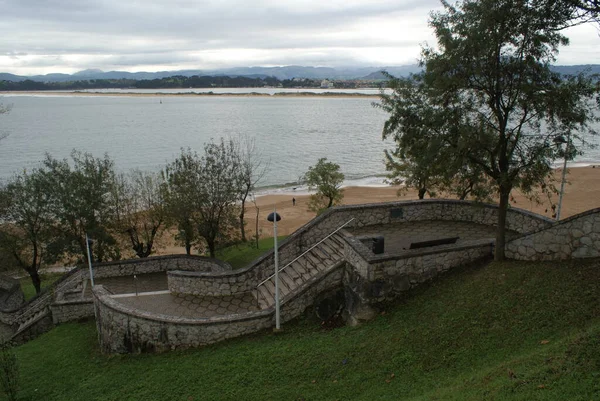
top-left (94, 285), bottom-right (272, 353)
top-left (506, 208), bottom-right (600, 260)
top-left (94, 263), bottom-right (346, 353)
top-left (86, 254), bottom-right (231, 279)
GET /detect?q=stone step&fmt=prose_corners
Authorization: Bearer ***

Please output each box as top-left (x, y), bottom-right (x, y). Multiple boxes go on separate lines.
top-left (328, 234), bottom-right (346, 249)
top-left (320, 240), bottom-right (342, 258)
top-left (306, 252), bottom-right (328, 272)
top-left (279, 271), bottom-right (296, 292)
top-left (256, 286), bottom-right (272, 309)
top-left (312, 245), bottom-right (332, 262)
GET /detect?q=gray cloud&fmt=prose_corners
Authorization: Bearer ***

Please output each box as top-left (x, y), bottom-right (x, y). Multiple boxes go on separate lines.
top-left (0, 0), bottom-right (596, 75)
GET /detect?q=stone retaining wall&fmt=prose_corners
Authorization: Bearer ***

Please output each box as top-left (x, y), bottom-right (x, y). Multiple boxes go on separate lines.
top-left (50, 300), bottom-right (95, 324)
top-left (167, 269), bottom-right (256, 296)
top-left (506, 208), bottom-right (600, 260)
top-left (344, 234), bottom-right (494, 306)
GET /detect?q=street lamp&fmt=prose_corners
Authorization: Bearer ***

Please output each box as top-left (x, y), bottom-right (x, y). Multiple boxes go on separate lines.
top-left (267, 209), bottom-right (282, 331)
top-left (553, 134), bottom-right (570, 221)
top-left (85, 233), bottom-right (95, 286)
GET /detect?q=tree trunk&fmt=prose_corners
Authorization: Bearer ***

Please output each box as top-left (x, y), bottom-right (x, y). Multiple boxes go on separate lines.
top-left (418, 187), bottom-right (427, 199)
top-left (30, 243), bottom-right (42, 294)
top-left (207, 239), bottom-right (216, 258)
top-left (28, 269), bottom-right (41, 295)
top-left (185, 241), bottom-right (191, 255)
top-left (239, 205), bottom-right (247, 242)
top-left (327, 197), bottom-right (334, 208)
top-left (495, 185), bottom-right (511, 261)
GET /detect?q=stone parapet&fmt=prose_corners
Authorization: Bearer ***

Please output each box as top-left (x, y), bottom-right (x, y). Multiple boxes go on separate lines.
top-left (506, 207), bottom-right (600, 260)
top-left (86, 254), bottom-right (231, 279)
top-left (50, 300), bottom-right (94, 324)
top-left (167, 269), bottom-right (257, 296)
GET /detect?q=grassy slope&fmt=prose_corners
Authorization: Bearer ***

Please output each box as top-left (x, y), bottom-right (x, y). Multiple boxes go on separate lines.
top-left (19, 273), bottom-right (64, 301)
top-left (9, 258), bottom-right (600, 401)
top-left (214, 236), bottom-right (288, 269)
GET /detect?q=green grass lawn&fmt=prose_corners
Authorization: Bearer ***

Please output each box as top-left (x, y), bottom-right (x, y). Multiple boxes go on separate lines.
top-left (214, 236), bottom-right (288, 269)
top-left (7, 258), bottom-right (600, 400)
top-left (19, 272), bottom-right (64, 301)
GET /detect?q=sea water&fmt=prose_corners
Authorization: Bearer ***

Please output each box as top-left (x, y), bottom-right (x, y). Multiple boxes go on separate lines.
top-left (0, 92), bottom-right (598, 194)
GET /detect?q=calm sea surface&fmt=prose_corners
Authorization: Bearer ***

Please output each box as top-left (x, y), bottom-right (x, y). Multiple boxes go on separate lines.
top-left (0, 91), bottom-right (598, 191)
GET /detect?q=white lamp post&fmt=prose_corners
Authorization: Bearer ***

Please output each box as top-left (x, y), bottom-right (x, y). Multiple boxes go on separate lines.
top-left (267, 209), bottom-right (282, 330)
top-left (85, 233), bottom-right (95, 286)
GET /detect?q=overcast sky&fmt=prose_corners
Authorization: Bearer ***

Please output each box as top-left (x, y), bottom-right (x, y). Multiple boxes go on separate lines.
top-left (0, 0), bottom-right (598, 76)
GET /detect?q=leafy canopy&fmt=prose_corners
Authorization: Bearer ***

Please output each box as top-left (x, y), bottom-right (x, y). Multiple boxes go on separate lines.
top-left (304, 158), bottom-right (345, 213)
top-left (377, 0), bottom-right (599, 260)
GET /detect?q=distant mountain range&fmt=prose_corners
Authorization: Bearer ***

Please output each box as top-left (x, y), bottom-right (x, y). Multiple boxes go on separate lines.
top-left (0, 64), bottom-right (598, 83)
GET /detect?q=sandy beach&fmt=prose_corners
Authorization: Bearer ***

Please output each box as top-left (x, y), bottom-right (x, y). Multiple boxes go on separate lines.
top-left (159, 165), bottom-right (600, 254)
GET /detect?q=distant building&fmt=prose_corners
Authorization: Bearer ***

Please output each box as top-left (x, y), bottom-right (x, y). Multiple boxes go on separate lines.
top-left (320, 79), bottom-right (334, 89)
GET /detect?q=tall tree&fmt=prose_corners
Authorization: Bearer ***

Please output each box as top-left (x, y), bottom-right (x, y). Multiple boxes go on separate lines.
top-left (304, 158), bottom-right (345, 213)
top-left (0, 170), bottom-right (54, 294)
top-left (379, 0), bottom-right (598, 260)
top-left (113, 170), bottom-right (167, 258)
top-left (234, 135), bottom-right (268, 242)
top-left (41, 150), bottom-right (120, 263)
top-left (162, 148), bottom-right (202, 255)
top-left (196, 138), bottom-right (241, 258)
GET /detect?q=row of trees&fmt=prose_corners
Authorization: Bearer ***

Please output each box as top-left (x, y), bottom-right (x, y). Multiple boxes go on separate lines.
top-left (376, 0), bottom-right (599, 260)
top-left (0, 137), bottom-right (267, 294)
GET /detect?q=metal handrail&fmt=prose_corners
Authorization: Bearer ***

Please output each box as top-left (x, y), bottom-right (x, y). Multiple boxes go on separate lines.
top-left (257, 218), bottom-right (354, 287)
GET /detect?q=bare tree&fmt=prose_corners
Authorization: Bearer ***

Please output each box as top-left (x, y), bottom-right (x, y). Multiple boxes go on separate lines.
top-left (113, 170), bottom-right (167, 258)
top-left (234, 135), bottom-right (268, 242)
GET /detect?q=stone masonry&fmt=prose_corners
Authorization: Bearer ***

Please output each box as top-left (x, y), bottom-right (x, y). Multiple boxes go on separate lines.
top-left (506, 207), bottom-right (600, 260)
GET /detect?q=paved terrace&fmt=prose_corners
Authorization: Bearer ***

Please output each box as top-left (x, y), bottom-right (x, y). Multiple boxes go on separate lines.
top-left (90, 272), bottom-right (258, 319)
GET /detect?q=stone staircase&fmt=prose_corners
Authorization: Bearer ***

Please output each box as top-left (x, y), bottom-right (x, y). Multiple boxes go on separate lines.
top-left (255, 233), bottom-right (347, 309)
top-left (12, 307), bottom-right (51, 339)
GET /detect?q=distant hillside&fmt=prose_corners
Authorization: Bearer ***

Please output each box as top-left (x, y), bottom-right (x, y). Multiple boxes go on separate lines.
top-left (1, 64), bottom-right (597, 83)
top-left (0, 65), bottom-right (422, 82)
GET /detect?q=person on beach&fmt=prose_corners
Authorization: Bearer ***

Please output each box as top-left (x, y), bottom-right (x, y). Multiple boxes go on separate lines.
top-left (292, 197), bottom-right (296, 206)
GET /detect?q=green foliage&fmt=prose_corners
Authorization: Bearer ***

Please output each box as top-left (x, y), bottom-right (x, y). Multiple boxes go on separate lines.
top-left (163, 140), bottom-right (242, 258)
top-left (162, 148), bottom-right (202, 255)
top-left (19, 272), bottom-right (63, 301)
top-left (0, 170), bottom-right (55, 294)
top-left (304, 158), bottom-right (345, 213)
top-left (377, 0), bottom-right (599, 260)
top-left (0, 344), bottom-right (19, 401)
top-left (196, 138), bottom-right (242, 257)
top-left (40, 150), bottom-right (120, 263)
top-left (10, 258), bottom-right (600, 400)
